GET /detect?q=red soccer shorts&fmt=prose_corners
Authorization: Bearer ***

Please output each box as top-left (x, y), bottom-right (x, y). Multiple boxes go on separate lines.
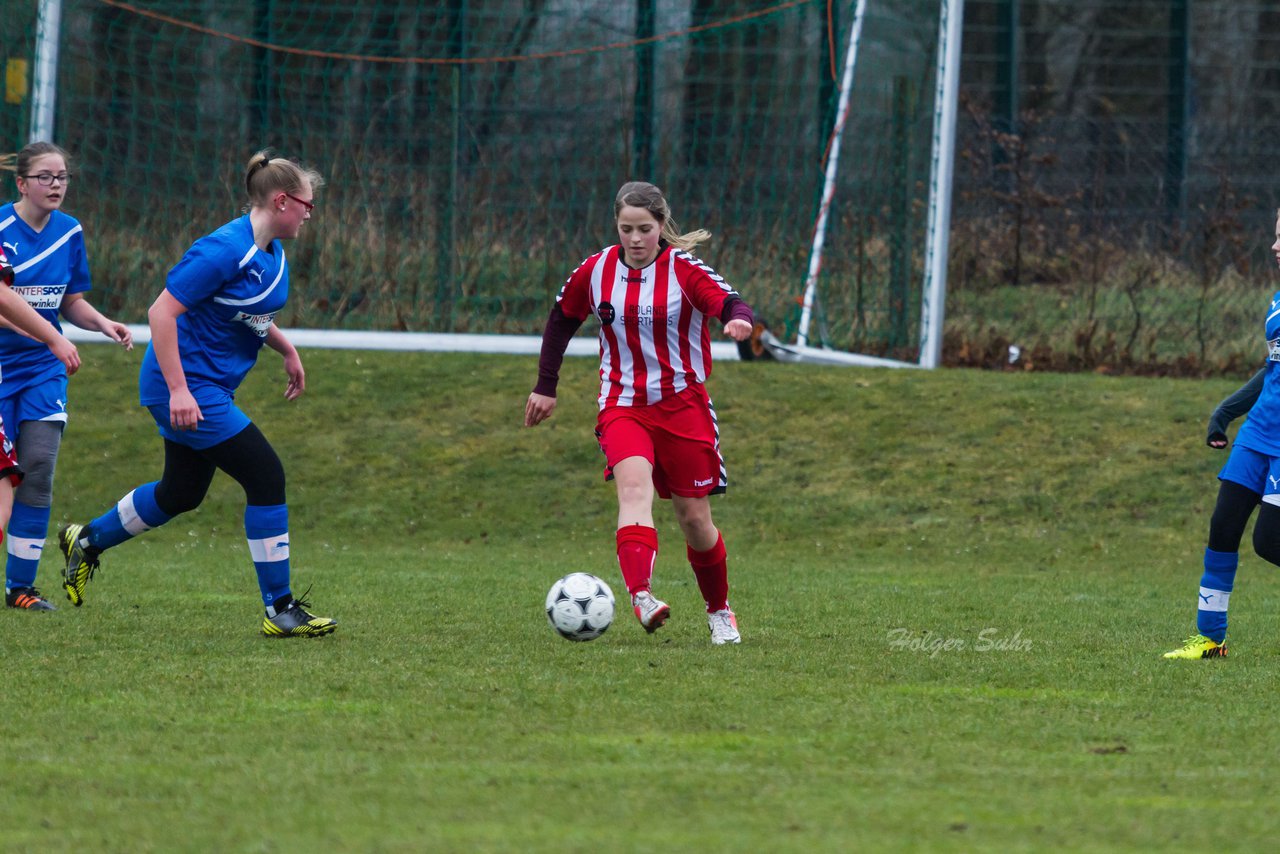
top-left (0, 415), bottom-right (21, 488)
top-left (595, 383), bottom-right (726, 499)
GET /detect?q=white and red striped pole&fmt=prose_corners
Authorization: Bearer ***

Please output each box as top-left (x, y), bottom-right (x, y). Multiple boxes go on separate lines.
top-left (797, 0), bottom-right (867, 349)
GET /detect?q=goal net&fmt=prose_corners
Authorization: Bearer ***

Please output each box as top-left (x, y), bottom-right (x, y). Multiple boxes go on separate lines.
top-left (762, 0), bottom-right (960, 368)
top-left (3, 0), bottom-right (955, 364)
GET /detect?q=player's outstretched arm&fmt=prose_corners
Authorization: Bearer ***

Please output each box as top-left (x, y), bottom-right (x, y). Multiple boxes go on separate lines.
top-left (0, 284), bottom-right (79, 374)
top-left (149, 289), bottom-right (201, 429)
top-left (716, 293), bottom-right (755, 343)
top-left (1207, 367), bottom-right (1264, 448)
top-left (60, 293), bottom-right (133, 350)
top-left (527, 303), bottom-right (582, 427)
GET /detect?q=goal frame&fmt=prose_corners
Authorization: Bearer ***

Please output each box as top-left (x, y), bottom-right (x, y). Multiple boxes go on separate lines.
top-left (779, 0), bottom-right (965, 369)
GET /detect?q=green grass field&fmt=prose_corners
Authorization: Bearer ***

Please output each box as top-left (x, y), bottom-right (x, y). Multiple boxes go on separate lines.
top-left (2, 346), bottom-right (1278, 852)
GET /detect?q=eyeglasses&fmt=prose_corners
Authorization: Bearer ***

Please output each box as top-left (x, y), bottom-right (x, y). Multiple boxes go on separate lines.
top-left (22, 173), bottom-right (71, 186)
top-left (284, 192), bottom-right (315, 213)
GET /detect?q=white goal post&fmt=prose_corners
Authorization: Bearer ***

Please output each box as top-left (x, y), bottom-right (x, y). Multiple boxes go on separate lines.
top-left (30, 0), bottom-right (63, 144)
top-left (773, 0), bottom-right (965, 369)
top-left (919, 0), bottom-right (965, 369)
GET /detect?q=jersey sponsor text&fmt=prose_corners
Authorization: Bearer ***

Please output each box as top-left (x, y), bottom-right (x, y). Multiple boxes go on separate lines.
top-left (233, 310), bottom-right (277, 337)
top-left (12, 283), bottom-right (67, 310)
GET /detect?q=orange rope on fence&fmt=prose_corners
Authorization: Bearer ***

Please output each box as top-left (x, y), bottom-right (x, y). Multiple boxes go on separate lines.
top-left (827, 0), bottom-right (837, 81)
top-left (95, 0), bottom-right (817, 65)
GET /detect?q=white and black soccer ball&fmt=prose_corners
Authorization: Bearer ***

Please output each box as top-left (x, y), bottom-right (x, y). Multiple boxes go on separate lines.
top-left (545, 573), bottom-right (615, 641)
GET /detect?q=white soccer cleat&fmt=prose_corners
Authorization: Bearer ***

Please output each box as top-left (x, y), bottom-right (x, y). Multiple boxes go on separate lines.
top-left (708, 609), bottom-right (740, 645)
top-left (632, 590), bottom-right (670, 634)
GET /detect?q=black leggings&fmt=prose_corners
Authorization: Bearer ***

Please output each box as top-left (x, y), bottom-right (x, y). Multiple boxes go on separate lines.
top-left (1207, 479), bottom-right (1280, 565)
top-left (152, 423), bottom-right (286, 516)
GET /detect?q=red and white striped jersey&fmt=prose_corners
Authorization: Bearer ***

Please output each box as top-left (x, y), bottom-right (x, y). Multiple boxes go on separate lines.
top-left (557, 244), bottom-right (739, 409)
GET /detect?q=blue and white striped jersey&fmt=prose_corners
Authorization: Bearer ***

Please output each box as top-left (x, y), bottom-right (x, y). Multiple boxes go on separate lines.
top-left (139, 215), bottom-right (289, 406)
top-left (0, 203), bottom-right (90, 385)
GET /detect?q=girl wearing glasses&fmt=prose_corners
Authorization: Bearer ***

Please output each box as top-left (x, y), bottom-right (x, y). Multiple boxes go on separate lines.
top-left (57, 150), bottom-right (337, 638)
top-left (0, 141), bottom-right (128, 612)
top-left (524, 181), bottom-right (754, 645)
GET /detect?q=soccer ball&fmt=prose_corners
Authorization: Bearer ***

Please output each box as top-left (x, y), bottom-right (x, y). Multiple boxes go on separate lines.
top-left (545, 573), bottom-right (615, 641)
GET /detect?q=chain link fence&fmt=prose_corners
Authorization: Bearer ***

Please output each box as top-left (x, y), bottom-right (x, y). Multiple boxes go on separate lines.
top-left (3, 0), bottom-right (1279, 372)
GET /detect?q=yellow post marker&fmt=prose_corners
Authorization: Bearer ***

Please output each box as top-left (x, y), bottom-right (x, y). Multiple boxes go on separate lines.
top-left (5, 59), bottom-right (28, 105)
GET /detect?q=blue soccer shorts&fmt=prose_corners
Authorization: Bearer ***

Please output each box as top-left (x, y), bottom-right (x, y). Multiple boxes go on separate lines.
top-left (1219, 444), bottom-right (1280, 507)
top-left (0, 371), bottom-right (69, 442)
top-left (147, 394), bottom-right (252, 450)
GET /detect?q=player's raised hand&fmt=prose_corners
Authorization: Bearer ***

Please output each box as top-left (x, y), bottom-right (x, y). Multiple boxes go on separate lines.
top-left (525, 392), bottom-right (556, 427)
top-left (724, 318), bottom-right (752, 341)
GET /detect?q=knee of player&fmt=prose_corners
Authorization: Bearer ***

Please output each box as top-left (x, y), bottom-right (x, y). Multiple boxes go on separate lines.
top-left (155, 482), bottom-right (209, 516)
top-left (1252, 526), bottom-right (1280, 565)
top-left (615, 480), bottom-right (650, 508)
top-left (14, 479), bottom-right (53, 508)
top-left (14, 462), bottom-right (57, 508)
top-left (162, 493), bottom-right (206, 516)
top-left (673, 498), bottom-right (713, 531)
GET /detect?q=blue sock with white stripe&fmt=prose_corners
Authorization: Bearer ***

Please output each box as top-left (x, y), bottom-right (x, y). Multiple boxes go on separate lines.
top-left (85, 483), bottom-right (173, 551)
top-left (1197, 547), bottom-right (1237, 643)
top-left (4, 502), bottom-right (49, 590)
top-left (245, 504), bottom-right (291, 611)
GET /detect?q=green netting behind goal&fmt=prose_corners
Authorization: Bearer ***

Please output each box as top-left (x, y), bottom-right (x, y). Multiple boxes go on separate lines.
top-left (2, 0), bottom-right (939, 356)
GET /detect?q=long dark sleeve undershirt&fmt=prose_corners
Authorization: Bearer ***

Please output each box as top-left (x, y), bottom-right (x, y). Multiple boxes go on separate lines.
top-left (720, 295), bottom-right (754, 327)
top-left (1207, 367), bottom-right (1265, 445)
top-left (533, 296), bottom-right (754, 398)
top-left (533, 304), bottom-right (584, 398)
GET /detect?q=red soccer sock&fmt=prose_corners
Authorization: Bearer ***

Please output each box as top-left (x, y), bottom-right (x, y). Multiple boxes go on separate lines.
top-left (616, 524), bottom-right (658, 598)
top-left (688, 531), bottom-right (729, 613)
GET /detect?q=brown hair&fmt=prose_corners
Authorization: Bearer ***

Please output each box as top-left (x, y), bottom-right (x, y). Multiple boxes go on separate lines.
top-left (1, 141), bottom-right (72, 177)
top-left (614, 181), bottom-right (710, 252)
top-left (244, 149), bottom-right (324, 208)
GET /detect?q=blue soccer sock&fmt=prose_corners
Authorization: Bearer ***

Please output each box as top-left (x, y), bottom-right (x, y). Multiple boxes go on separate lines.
top-left (1197, 547), bottom-right (1237, 643)
top-left (245, 504), bottom-right (291, 611)
top-left (4, 502), bottom-right (50, 590)
top-left (85, 483), bottom-right (173, 551)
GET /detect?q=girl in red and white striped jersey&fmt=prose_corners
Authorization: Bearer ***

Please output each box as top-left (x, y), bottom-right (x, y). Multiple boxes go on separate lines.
top-left (525, 181), bottom-right (754, 645)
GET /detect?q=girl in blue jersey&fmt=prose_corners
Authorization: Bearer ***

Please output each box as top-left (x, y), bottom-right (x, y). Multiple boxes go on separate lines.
top-left (0, 143), bottom-right (132, 612)
top-left (1164, 211), bottom-right (1280, 660)
top-left (58, 151), bottom-right (337, 637)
